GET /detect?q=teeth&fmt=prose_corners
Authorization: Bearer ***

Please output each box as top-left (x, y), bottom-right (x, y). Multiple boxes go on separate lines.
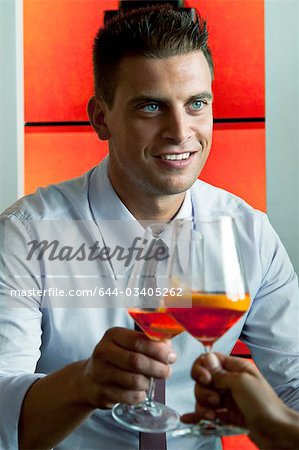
top-left (161, 153), bottom-right (190, 161)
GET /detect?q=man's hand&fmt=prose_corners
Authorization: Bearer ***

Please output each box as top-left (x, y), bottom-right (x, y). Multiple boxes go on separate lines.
top-left (81, 327), bottom-right (177, 409)
top-left (19, 326), bottom-right (176, 449)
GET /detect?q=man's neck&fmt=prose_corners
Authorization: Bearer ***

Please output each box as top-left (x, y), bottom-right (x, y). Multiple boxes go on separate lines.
top-left (125, 194), bottom-right (186, 223)
top-left (109, 179), bottom-right (186, 222)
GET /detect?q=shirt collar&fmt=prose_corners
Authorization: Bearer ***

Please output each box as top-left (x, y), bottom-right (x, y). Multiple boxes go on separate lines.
top-left (88, 157), bottom-right (193, 278)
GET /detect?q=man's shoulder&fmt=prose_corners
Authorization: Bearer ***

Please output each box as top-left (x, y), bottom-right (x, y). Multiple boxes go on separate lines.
top-left (1, 167), bottom-right (97, 222)
top-left (191, 179), bottom-right (259, 216)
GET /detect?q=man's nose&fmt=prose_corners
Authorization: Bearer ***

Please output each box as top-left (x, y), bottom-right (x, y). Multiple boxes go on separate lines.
top-left (161, 109), bottom-right (193, 144)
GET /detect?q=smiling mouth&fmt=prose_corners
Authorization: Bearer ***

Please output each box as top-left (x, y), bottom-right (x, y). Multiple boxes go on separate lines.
top-left (159, 152), bottom-right (194, 161)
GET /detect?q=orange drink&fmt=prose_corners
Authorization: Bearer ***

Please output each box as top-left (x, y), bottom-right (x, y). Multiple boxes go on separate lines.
top-left (128, 309), bottom-right (184, 340)
top-left (168, 292), bottom-right (250, 346)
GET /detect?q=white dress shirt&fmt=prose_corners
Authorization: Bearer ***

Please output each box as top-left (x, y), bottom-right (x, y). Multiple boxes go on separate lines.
top-left (0, 157), bottom-right (299, 450)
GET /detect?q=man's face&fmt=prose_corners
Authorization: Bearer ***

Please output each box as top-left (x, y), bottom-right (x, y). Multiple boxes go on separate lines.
top-left (102, 51), bottom-right (213, 199)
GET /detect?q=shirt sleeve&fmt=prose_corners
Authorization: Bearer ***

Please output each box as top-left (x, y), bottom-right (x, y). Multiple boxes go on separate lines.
top-left (0, 374), bottom-right (46, 448)
top-left (241, 212), bottom-right (299, 410)
top-left (0, 213), bottom-right (46, 449)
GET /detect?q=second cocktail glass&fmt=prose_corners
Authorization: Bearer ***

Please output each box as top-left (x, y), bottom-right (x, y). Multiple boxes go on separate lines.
top-left (166, 217), bottom-right (251, 436)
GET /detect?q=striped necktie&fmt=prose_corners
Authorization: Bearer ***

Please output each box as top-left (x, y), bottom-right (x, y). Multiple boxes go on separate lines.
top-left (136, 237), bottom-right (167, 450)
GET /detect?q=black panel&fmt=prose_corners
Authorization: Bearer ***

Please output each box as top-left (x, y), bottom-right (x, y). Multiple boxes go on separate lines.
top-left (120, 1), bottom-right (183, 9)
top-left (104, 0), bottom-right (195, 25)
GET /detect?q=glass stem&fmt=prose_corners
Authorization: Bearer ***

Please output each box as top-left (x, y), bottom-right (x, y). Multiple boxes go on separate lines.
top-left (203, 344), bottom-right (212, 354)
top-left (144, 377), bottom-right (156, 408)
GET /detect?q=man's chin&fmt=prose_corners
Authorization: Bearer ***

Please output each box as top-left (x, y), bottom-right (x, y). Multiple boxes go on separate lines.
top-left (157, 180), bottom-right (197, 196)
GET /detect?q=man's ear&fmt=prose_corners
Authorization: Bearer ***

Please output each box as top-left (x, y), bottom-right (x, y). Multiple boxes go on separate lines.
top-left (87, 96), bottom-right (111, 141)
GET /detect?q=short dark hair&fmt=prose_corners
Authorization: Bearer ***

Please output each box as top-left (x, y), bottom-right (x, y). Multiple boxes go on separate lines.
top-left (93, 5), bottom-right (214, 107)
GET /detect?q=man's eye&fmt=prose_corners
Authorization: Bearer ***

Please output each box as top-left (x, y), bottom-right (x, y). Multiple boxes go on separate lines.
top-left (191, 100), bottom-right (204, 110)
top-left (143, 104), bottom-right (160, 112)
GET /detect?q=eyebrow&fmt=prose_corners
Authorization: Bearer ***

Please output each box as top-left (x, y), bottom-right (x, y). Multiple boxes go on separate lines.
top-left (128, 91), bottom-right (213, 107)
top-left (189, 92), bottom-right (214, 102)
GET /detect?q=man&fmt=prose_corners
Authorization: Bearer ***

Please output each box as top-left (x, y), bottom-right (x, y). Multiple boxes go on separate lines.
top-left (0, 5), bottom-right (298, 450)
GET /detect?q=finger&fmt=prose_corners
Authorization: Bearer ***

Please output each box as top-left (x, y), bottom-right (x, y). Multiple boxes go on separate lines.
top-left (201, 353), bottom-right (223, 373)
top-left (213, 352), bottom-right (257, 375)
top-left (191, 352), bottom-right (226, 385)
top-left (109, 327), bottom-right (177, 364)
top-left (98, 384), bottom-right (147, 408)
top-left (181, 404), bottom-right (216, 423)
top-left (194, 383), bottom-right (222, 408)
top-left (197, 352), bottom-right (251, 373)
top-left (181, 401), bottom-right (217, 423)
top-left (212, 371), bottom-right (245, 390)
top-left (215, 407), bottom-right (245, 427)
top-left (105, 345), bottom-right (173, 379)
top-left (191, 363), bottom-right (213, 385)
top-left (180, 412), bottom-right (202, 423)
top-left (110, 369), bottom-right (150, 391)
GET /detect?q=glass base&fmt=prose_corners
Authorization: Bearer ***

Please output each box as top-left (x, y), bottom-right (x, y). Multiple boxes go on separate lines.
top-left (112, 401), bottom-right (180, 433)
top-left (172, 419), bottom-right (249, 438)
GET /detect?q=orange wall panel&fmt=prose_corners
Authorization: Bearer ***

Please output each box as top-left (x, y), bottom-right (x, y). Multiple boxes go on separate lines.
top-left (24, 0), bottom-right (118, 122)
top-left (25, 124), bottom-right (265, 212)
top-left (24, 0), bottom-right (264, 121)
top-left (201, 123), bottom-right (266, 211)
top-left (188, 0), bottom-right (265, 119)
top-left (24, 126), bottom-right (108, 194)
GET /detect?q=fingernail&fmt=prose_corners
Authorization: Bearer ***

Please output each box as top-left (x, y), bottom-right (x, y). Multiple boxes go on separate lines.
top-left (168, 352), bottom-right (177, 363)
top-left (205, 353), bottom-right (221, 372)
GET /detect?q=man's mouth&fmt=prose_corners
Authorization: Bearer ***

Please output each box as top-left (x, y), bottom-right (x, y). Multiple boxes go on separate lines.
top-left (160, 152), bottom-right (191, 161)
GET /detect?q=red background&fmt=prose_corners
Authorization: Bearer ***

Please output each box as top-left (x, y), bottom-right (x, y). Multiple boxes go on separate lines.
top-left (24, 0), bottom-right (264, 122)
top-left (25, 123), bottom-right (265, 211)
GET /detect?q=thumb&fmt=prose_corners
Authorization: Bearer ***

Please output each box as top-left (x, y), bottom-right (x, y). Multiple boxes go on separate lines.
top-left (203, 354), bottom-right (234, 389)
top-left (202, 353), bottom-right (223, 374)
